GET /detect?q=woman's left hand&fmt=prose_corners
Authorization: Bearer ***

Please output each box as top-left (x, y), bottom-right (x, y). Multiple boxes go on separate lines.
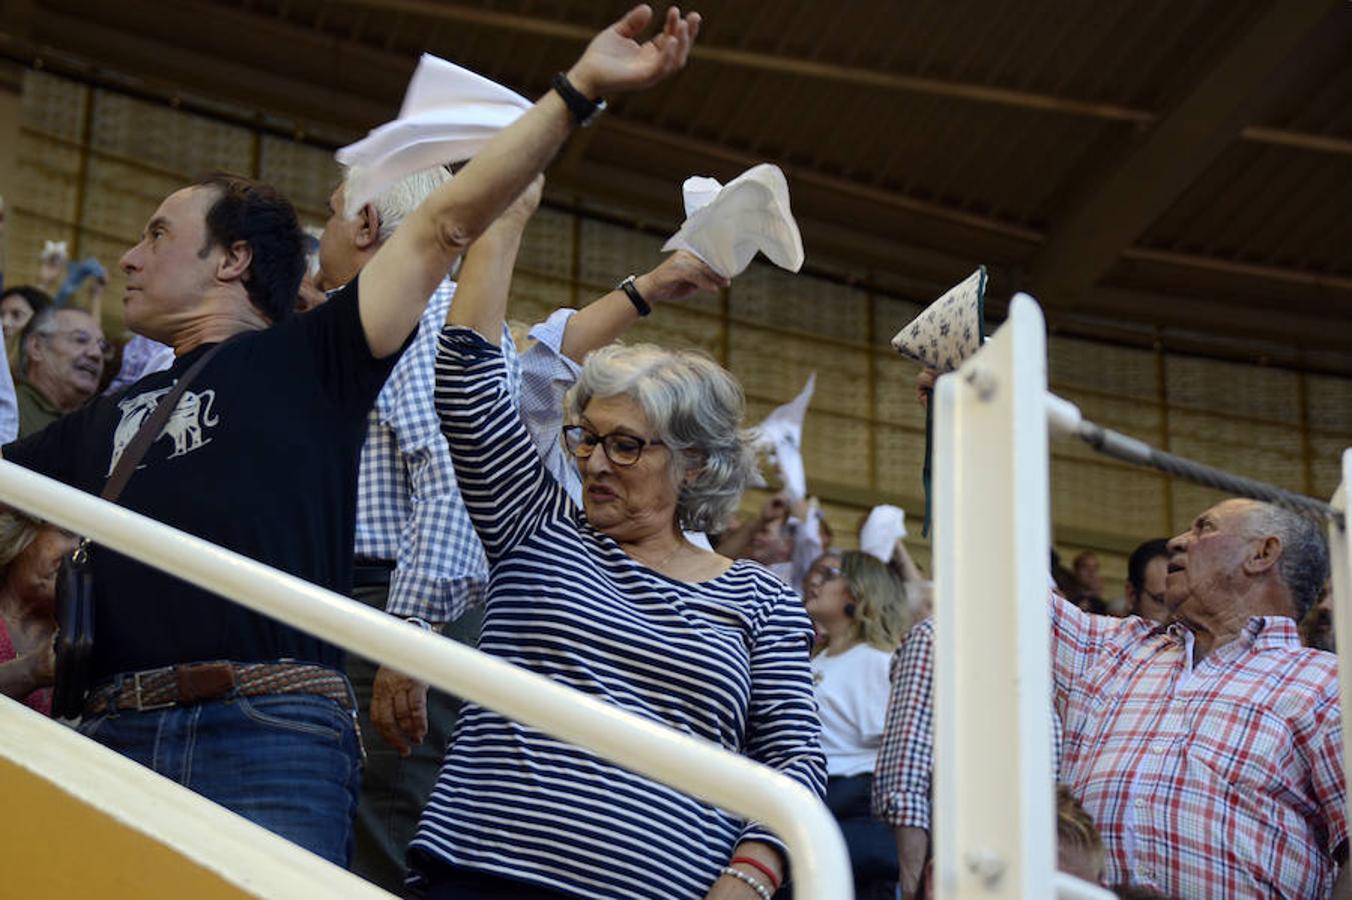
top-left (704, 841), bottom-right (782, 899)
top-left (704, 872), bottom-right (768, 900)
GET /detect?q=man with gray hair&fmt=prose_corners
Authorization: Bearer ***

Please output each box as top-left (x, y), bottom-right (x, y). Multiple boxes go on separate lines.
top-left (874, 489), bottom-right (1344, 897)
top-left (16, 306), bottom-right (106, 437)
top-left (314, 163), bottom-right (520, 890)
top-left (1054, 497), bottom-right (1344, 896)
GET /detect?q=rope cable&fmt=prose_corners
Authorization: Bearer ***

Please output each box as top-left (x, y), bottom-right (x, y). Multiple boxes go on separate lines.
top-left (1074, 419), bottom-right (1344, 530)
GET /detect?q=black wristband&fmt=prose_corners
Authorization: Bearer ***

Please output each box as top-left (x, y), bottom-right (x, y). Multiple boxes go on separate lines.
top-left (618, 275), bottom-right (651, 317)
top-left (551, 72), bottom-right (607, 128)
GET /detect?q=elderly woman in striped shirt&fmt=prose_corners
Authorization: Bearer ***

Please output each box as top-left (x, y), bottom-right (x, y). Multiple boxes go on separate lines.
top-left (405, 179), bottom-right (827, 897)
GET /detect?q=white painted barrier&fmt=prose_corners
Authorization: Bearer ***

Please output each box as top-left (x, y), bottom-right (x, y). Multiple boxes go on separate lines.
top-left (0, 460), bottom-right (852, 899)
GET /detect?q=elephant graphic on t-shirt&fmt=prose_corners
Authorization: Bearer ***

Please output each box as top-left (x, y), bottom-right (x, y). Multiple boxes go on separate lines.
top-left (107, 383), bottom-right (220, 476)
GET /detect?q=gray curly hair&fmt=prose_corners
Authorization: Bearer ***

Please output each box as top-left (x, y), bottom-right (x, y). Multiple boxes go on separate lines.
top-left (565, 343), bottom-right (757, 533)
top-left (1244, 501), bottom-right (1329, 624)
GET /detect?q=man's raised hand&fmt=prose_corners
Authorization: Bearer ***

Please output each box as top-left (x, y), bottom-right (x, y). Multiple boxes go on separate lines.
top-left (635, 250), bottom-right (728, 304)
top-left (568, 5), bottom-right (701, 98)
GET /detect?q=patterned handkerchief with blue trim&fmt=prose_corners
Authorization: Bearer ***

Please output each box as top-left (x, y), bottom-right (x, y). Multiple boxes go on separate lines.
top-left (891, 267), bottom-right (987, 372)
top-left (890, 267), bottom-right (988, 536)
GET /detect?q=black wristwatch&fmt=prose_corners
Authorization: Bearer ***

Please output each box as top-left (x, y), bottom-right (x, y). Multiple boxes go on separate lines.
top-left (551, 72), bottom-right (607, 128)
top-left (617, 275), bottom-right (651, 317)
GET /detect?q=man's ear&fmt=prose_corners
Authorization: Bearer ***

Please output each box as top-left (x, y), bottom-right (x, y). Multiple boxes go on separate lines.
top-left (1244, 535), bottom-right (1282, 576)
top-left (217, 240), bottom-right (254, 283)
top-left (23, 333), bottom-right (46, 368)
top-left (354, 203), bottom-right (381, 251)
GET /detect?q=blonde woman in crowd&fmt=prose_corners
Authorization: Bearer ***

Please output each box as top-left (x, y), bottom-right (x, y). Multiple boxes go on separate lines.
top-left (0, 508), bottom-right (78, 715)
top-left (804, 550), bottom-right (910, 900)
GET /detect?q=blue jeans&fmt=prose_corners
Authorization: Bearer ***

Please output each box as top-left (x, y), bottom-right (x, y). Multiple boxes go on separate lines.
top-left (78, 691), bottom-right (364, 865)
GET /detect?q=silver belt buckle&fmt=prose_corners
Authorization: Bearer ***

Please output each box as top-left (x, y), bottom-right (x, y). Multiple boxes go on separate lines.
top-left (132, 666), bottom-right (178, 712)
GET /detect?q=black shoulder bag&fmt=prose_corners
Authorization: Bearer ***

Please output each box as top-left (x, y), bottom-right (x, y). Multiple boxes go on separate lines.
top-left (51, 343), bottom-right (227, 719)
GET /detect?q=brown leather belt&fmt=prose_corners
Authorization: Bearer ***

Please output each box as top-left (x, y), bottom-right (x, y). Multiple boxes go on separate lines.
top-left (84, 661), bottom-right (355, 717)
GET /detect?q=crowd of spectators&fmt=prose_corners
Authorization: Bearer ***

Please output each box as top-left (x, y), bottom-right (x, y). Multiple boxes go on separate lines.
top-left (0, 5), bottom-right (1344, 900)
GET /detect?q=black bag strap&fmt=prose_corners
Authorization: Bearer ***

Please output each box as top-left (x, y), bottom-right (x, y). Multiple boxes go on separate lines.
top-left (101, 341), bottom-right (228, 502)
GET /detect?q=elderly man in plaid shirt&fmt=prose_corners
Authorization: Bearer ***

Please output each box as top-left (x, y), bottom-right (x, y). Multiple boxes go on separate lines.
top-left (876, 497), bottom-right (1344, 898)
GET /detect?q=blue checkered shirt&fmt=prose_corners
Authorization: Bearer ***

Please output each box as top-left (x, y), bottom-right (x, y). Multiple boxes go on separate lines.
top-left (353, 278), bottom-right (521, 621)
top-left (518, 308), bottom-right (583, 506)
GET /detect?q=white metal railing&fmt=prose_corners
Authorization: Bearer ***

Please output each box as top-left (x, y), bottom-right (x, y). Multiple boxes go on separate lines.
top-left (931, 293), bottom-right (1348, 899)
top-left (0, 460), bottom-right (852, 898)
top-left (1329, 449), bottom-right (1352, 854)
top-left (931, 294), bottom-right (1059, 898)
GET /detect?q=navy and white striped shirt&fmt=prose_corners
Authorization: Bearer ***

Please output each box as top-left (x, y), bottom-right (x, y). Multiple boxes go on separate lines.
top-left (411, 326), bottom-right (826, 899)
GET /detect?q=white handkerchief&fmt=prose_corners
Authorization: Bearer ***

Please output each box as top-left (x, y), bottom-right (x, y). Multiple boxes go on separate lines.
top-left (859, 505), bottom-right (907, 563)
top-left (335, 54), bottom-right (533, 216)
top-left (662, 163), bottom-right (805, 279)
top-left (752, 373), bottom-right (816, 501)
top-left (680, 176), bottom-right (723, 217)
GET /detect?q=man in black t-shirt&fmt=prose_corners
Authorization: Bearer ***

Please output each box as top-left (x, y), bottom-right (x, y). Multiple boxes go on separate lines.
top-left (3, 174), bottom-right (394, 863)
top-left (2, 5), bottom-right (701, 868)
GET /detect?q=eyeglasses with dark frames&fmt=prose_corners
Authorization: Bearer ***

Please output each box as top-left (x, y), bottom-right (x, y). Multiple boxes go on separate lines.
top-left (561, 424), bottom-right (665, 467)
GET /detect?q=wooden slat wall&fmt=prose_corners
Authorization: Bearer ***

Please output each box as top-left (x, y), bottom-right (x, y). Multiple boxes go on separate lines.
top-left (9, 70), bottom-right (1350, 590)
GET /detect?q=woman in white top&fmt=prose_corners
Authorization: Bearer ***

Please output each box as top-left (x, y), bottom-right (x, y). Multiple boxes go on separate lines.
top-left (805, 550), bottom-right (909, 900)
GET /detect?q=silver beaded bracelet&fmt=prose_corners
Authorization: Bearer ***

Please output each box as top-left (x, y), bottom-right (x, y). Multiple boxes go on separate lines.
top-left (720, 865), bottom-right (774, 900)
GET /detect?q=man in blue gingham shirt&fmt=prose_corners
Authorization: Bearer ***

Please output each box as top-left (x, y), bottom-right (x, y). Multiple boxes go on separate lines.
top-left (315, 164), bottom-right (525, 891)
top-left (353, 280), bottom-right (519, 623)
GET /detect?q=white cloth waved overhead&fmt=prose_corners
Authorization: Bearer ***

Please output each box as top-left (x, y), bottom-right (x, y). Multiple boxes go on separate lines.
top-left (662, 163), bottom-right (805, 279)
top-left (859, 505), bottom-right (907, 563)
top-left (335, 54), bottom-right (533, 216)
top-left (752, 372), bottom-right (816, 501)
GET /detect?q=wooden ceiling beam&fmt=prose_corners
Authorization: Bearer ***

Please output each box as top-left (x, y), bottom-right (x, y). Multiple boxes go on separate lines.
top-left (1026, 0), bottom-right (1343, 310)
top-left (594, 116), bottom-right (1043, 243)
top-left (1068, 284), bottom-right (1352, 355)
top-left (33, 0), bottom-right (407, 124)
top-left (17, 4), bottom-right (392, 138)
top-left (13, 4), bottom-right (1349, 305)
top-left (323, 0), bottom-right (1352, 158)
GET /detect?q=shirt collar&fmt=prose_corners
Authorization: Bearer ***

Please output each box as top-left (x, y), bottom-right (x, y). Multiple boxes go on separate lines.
top-left (1241, 614), bottom-right (1302, 651)
top-left (1164, 615), bottom-right (1301, 653)
top-left (16, 377), bottom-right (61, 415)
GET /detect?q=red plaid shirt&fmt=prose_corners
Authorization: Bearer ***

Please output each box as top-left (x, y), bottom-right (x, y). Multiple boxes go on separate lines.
top-left (1054, 595), bottom-right (1345, 898)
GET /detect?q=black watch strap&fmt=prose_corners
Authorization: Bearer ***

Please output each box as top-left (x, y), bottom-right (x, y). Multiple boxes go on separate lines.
top-left (618, 275), bottom-right (651, 317)
top-left (551, 72), bottom-right (607, 127)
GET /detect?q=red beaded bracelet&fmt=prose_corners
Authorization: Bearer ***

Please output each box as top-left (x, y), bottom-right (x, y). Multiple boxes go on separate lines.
top-left (730, 856), bottom-right (781, 892)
